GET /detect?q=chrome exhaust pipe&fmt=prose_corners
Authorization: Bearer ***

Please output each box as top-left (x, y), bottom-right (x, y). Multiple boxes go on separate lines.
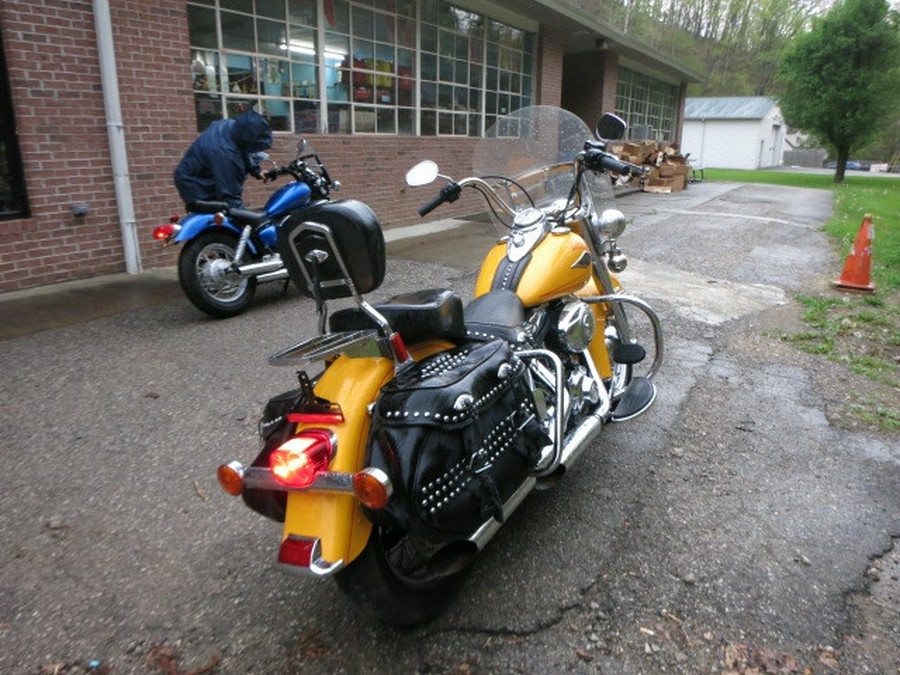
top-left (256, 269), bottom-right (290, 283)
top-left (558, 412), bottom-right (604, 470)
top-left (237, 256), bottom-right (284, 277)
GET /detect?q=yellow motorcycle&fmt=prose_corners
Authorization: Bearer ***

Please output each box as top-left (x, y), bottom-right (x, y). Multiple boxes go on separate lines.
top-left (216, 106), bottom-right (662, 626)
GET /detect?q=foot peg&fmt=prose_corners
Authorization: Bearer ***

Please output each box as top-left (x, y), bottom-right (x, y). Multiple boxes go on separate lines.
top-left (613, 343), bottom-right (646, 365)
top-left (611, 376), bottom-right (656, 422)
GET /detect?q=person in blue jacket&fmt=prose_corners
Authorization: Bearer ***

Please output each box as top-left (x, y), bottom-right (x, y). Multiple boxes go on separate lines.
top-left (174, 108), bottom-right (273, 210)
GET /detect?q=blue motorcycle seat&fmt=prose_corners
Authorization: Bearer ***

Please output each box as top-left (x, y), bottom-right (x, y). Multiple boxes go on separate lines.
top-left (329, 288), bottom-right (466, 345)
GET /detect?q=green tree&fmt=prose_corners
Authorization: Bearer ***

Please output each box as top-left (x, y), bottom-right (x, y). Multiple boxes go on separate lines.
top-left (776, 0), bottom-right (900, 182)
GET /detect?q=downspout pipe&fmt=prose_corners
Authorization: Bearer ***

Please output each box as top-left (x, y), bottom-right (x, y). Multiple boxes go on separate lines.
top-left (93, 0), bottom-right (141, 274)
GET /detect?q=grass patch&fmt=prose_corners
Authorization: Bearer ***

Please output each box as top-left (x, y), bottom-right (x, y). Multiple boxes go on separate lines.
top-left (706, 169), bottom-right (899, 432)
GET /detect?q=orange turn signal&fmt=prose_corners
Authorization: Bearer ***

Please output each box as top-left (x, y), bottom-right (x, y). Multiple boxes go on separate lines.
top-left (353, 468), bottom-right (393, 509)
top-left (217, 461), bottom-right (245, 496)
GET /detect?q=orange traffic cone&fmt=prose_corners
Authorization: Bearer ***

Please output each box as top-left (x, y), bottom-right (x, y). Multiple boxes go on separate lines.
top-left (833, 214), bottom-right (875, 292)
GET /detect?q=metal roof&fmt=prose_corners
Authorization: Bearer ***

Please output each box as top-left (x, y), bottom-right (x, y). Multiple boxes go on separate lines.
top-left (684, 96), bottom-right (778, 120)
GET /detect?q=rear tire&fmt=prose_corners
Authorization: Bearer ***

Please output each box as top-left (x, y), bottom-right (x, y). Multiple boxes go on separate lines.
top-left (334, 527), bottom-right (472, 627)
top-left (178, 230), bottom-right (257, 318)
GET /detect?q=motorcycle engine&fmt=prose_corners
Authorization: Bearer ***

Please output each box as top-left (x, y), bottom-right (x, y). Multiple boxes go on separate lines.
top-left (550, 299), bottom-right (596, 353)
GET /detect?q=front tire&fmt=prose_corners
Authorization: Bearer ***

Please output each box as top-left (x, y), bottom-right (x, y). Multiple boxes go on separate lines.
top-left (334, 527), bottom-right (472, 627)
top-left (178, 230), bottom-right (257, 318)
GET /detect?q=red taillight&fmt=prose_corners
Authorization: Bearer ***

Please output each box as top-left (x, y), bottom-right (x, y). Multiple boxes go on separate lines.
top-left (270, 431), bottom-right (333, 488)
top-left (286, 411), bottom-right (345, 425)
top-left (152, 223), bottom-right (180, 241)
top-left (278, 536), bottom-right (316, 567)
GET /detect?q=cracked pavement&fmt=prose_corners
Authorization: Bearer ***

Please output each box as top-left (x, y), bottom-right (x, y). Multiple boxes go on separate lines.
top-left (0, 182), bottom-right (897, 673)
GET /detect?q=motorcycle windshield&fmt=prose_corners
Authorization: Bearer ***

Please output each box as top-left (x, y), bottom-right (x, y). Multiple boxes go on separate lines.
top-left (472, 106), bottom-right (614, 231)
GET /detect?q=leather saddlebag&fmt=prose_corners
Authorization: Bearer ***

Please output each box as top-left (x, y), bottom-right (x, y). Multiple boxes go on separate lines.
top-left (366, 340), bottom-right (549, 543)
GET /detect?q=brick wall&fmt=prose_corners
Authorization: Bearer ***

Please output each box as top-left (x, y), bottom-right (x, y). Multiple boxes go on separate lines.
top-left (537, 26), bottom-right (564, 108)
top-left (1, 0), bottom-right (122, 290)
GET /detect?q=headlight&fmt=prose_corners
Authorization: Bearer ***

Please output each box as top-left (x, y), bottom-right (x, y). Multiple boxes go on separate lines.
top-left (594, 208), bottom-right (627, 238)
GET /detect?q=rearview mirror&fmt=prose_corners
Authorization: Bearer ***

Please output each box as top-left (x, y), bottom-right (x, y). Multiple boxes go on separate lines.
top-left (596, 113), bottom-right (626, 141)
top-left (405, 160), bottom-right (440, 187)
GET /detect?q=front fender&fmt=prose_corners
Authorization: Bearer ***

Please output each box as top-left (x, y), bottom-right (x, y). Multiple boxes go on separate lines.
top-left (173, 214), bottom-right (260, 255)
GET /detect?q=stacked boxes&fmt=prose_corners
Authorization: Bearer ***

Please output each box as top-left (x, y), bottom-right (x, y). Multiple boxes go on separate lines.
top-left (610, 141), bottom-right (692, 193)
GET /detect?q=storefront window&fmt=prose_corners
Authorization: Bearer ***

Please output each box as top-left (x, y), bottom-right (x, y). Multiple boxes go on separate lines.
top-left (185, 0), bottom-right (535, 135)
top-left (615, 68), bottom-right (678, 143)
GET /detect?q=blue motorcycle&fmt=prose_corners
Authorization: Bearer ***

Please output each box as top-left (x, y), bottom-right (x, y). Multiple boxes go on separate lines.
top-left (154, 142), bottom-right (375, 318)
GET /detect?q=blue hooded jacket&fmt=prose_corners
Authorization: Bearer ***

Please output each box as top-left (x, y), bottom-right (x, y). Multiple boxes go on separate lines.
top-left (174, 109), bottom-right (273, 209)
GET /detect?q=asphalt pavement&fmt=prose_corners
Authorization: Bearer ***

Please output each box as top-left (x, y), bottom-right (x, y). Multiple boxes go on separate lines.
top-left (1, 180), bottom-right (897, 674)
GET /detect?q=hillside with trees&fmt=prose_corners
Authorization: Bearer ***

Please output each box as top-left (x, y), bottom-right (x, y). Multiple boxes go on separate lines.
top-left (603, 0), bottom-right (900, 165)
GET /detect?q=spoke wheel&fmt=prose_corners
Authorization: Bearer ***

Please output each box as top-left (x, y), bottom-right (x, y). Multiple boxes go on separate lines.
top-left (178, 230), bottom-right (257, 318)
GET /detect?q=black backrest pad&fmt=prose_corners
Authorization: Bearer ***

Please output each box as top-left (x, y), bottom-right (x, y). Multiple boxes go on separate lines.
top-left (329, 288), bottom-right (466, 344)
top-left (278, 199), bottom-right (385, 300)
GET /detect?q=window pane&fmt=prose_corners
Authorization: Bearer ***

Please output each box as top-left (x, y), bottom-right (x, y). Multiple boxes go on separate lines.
top-left (192, 50), bottom-right (221, 92)
top-left (294, 99), bottom-right (320, 133)
top-left (375, 43), bottom-right (394, 67)
top-left (291, 61), bottom-right (317, 97)
top-left (421, 81), bottom-right (436, 107)
top-left (257, 18), bottom-right (286, 56)
top-left (288, 25), bottom-right (317, 62)
top-left (421, 52), bottom-right (437, 80)
top-left (187, 5), bottom-right (217, 49)
top-left (257, 0), bottom-right (285, 20)
top-left (421, 110), bottom-right (437, 135)
top-left (261, 99), bottom-right (290, 130)
top-left (421, 24), bottom-right (437, 52)
top-left (194, 95), bottom-right (221, 130)
top-left (398, 108), bottom-right (415, 135)
top-left (397, 17), bottom-right (415, 48)
top-left (397, 77), bottom-right (414, 106)
top-left (375, 13), bottom-right (393, 43)
top-left (327, 0), bottom-right (350, 32)
top-left (289, 0), bottom-right (316, 26)
top-left (221, 0), bottom-right (252, 12)
top-left (221, 12), bottom-right (255, 52)
top-left (355, 106), bottom-right (376, 132)
top-left (258, 58), bottom-right (289, 96)
top-left (226, 97), bottom-right (257, 117)
top-left (353, 8), bottom-right (374, 39)
top-left (226, 53), bottom-right (256, 94)
top-left (421, 0), bottom-right (438, 24)
top-left (328, 103), bottom-right (351, 133)
top-left (376, 107), bottom-right (395, 133)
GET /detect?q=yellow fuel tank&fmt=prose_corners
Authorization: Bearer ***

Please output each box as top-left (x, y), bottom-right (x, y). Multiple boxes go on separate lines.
top-left (474, 230), bottom-right (592, 306)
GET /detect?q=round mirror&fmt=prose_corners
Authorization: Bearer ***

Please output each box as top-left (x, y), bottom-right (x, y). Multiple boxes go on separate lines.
top-left (596, 113), bottom-right (626, 142)
top-left (405, 160), bottom-right (439, 187)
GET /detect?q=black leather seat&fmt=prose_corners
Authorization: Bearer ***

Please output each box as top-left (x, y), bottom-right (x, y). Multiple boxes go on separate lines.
top-left (463, 290), bottom-right (525, 344)
top-left (328, 288), bottom-right (466, 344)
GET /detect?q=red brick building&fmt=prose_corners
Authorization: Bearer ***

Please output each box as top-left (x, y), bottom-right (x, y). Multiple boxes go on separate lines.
top-left (0, 0), bottom-right (699, 292)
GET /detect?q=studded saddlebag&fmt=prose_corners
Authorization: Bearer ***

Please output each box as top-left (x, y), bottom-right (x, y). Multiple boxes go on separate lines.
top-left (365, 340), bottom-right (549, 543)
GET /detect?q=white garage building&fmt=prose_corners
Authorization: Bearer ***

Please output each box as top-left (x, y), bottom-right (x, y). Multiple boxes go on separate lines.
top-left (681, 96), bottom-right (786, 170)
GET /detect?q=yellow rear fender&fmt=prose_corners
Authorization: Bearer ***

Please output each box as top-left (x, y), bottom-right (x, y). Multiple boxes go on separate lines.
top-left (280, 340), bottom-right (455, 572)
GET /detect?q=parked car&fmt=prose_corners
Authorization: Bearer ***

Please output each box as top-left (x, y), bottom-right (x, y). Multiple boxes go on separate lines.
top-left (824, 160), bottom-right (870, 170)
